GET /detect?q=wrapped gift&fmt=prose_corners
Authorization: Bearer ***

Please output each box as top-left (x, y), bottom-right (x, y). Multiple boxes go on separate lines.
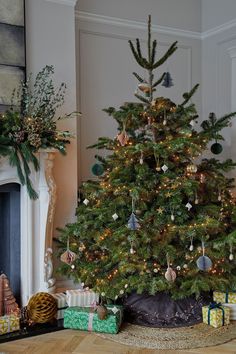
top-left (213, 291), bottom-right (236, 304)
top-left (223, 303), bottom-right (236, 320)
top-left (0, 315), bottom-right (20, 335)
top-left (52, 293), bottom-right (68, 320)
top-left (202, 302), bottom-right (230, 328)
top-left (64, 304), bottom-right (123, 334)
top-left (66, 289), bottom-right (99, 307)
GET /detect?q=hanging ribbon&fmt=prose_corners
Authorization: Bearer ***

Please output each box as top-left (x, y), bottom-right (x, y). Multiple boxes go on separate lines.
top-left (208, 302), bottom-right (225, 326)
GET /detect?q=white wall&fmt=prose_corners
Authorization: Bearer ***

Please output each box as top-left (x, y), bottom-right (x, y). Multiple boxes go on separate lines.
top-left (202, 0), bottom-right (236, 32)
top-left (25, 0), bottom-right (78, 230)
top-left (77, 0), bottom-right (201, 32)
top-left (76, 5), bottom-right (202, 182)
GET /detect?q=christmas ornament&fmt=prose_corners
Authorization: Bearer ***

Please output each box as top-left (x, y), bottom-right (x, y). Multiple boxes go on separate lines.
top-left (229, 244), bottom-right (234, 261)
top-left (91, 163), bottom-right (104, 176)
top-left (163, 109), bottom-right (167, 125)
top-left (27, 292), bottom-right (57, 323)
top-left (186, 164), bottom-right (197, 173)
top-left (185, 202), bottom-right (192, 211)
top-left (165, 254), bottom-right (176, 282)
top-left (112, 213), bottom-right (119, 221)
top-left (138, 81), bottom-right (151, 96)
top-left (128, 212), bottom-right (140, 230)
top-left (195, 194), bottom-right (199, 204)
top-left (140, 151), bottom-right (144, 164)
top-left (96, 305), bottom-right (108, 320)
top-left (189, 237), bottom-right (194, 251)
top-left (83, 198), bottom-right (89, 205)
top-left (130, 241), bottom-right (135, 254)
top-left (218, 191), bottom-right (222, 201)
top-left (176, 266), bottom-right (181, 271)
top-left (162, 72), bottom-right (174, 88)
top-left (0, 274), bottom-right (19, 316)
top-left (117, 130), bottom-right (128, 146)
top-left (171, 213), bottom-right (175, 221)
top-left (60, 238), bottom-right (77, 265)
top-left (211, 142), bottom-right (223, 155)
top-left (161, 164), bottom-right (168, 173)
top-left (196, 241), bottom-right (212, 271)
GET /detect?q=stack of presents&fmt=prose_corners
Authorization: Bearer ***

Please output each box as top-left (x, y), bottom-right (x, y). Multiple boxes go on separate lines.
top-left (202, 290), bottom-right (236, 328)
top-left (52, 289), bottom-right (123, 334)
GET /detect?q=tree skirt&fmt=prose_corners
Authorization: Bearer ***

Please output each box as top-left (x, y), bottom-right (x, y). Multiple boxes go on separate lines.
top-left (96, 322), bottom-right (236, 350)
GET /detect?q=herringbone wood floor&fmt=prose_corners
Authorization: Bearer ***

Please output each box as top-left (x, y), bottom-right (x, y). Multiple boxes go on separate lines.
top-left (0, 329), bottom-right (235, 354)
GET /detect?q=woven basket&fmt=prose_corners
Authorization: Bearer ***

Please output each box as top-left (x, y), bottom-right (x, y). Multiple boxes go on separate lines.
top-left (27, 292), bottom-right (57, 323)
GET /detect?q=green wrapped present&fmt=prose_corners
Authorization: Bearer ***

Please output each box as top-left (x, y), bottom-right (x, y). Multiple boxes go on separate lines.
top-left (64, 304), bottom-right (123, 334)
top-left (202, 302), bottom-right (230, 328)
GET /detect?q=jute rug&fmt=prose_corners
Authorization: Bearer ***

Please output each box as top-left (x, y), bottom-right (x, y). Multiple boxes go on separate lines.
top-left (96, 322), bottom-right (236, 350)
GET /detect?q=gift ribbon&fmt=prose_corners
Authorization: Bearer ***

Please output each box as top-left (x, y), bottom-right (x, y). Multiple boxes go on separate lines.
top-left (88, 302), bottom-right (98, 332)
top-left (208, 302), bottom-right (225, 326)
top-left (225, 290), bottom-right (236, 303)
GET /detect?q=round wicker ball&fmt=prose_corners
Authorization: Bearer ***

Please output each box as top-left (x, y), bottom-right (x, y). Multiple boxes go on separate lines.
top-left (27, 292), bottom-right (57, 323)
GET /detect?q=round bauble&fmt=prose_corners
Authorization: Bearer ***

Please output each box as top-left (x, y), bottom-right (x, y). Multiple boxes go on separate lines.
top-left (211, 142), bottom-right (223, 155)
top-left (196, 255), bottom-right (212, 271)
top-left (165, 267), bottom-right (176, 282)
top-left (91, 163), bottom-right (104, 176)
top-left (27, 292), bottom-right (57, 323)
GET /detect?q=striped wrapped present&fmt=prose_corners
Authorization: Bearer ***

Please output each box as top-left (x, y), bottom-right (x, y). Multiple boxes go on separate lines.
top-left (52, 293), bottom-right (68, 320)
top-left (66, 289), bottom-right (99, 307)
top-left (222, 303), bottom-right (236, 320)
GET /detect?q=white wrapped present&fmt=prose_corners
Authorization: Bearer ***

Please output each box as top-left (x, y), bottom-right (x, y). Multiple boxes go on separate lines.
top-left (223, 303), bottom-right (236, 320)
top-left (66, 289), bottom-right (99, 307)
top-left (52, 292), bottom-right (68, 319)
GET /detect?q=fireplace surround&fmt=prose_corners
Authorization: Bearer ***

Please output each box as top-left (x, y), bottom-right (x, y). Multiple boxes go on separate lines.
top-left (0, 149), bottom-right (57, 306)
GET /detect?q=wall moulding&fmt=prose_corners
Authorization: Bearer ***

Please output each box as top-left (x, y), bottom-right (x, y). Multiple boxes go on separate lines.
top-left (44, 0), bottom-right (77, 6)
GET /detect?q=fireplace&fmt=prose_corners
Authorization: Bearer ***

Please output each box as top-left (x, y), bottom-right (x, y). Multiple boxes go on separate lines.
top-left (0, 150), bottom-right (57, 306)
top-left (0, 183), bottom-right (21, 305)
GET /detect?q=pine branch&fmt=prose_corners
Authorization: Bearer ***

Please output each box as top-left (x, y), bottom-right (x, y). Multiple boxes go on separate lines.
top-left (132, 72), bottom-right (145, 83)
top-left (152, 41), bottom-right (178, 69)
top-left (151, 39), bottom-right (157, 65)
top-left (9, 149), bottom-right (25, 186)
top-left (134, 93), bottom-right (150, 104)
top-left (136, 38), bottom-right (143, 59)
top-left (152, 72), bottom-right (166, 88)
top-left (179, 84), bottom-right (199, 106)
top-left (148, 15), bottom-right (152, 62)
top-left (128, 40), bottom-right (147, 68)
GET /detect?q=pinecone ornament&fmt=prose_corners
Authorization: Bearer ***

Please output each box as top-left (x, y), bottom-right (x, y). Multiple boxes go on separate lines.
top-left (28, 133), bottom-right (42, 149)
top-left (13, 130), bottom-right (25, 143)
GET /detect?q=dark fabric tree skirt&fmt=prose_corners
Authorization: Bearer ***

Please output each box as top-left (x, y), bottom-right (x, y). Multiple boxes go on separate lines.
top-left (123, 292), bottom-right (212, 328)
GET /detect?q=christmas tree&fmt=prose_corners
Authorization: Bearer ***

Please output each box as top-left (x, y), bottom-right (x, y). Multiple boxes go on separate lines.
top-left (58, 16), bottom-right (236, 302)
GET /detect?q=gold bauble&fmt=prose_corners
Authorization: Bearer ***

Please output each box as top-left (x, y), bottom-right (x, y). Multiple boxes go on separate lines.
top-left (27, 292), bottom-right (57, 323)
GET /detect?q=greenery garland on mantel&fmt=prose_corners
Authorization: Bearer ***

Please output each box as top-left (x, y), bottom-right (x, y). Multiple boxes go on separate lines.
top-left (0, 65), bottom-right (79, 199)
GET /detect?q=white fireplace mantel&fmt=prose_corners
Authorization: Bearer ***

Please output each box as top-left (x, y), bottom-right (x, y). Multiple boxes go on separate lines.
top-left (0, 149), bottom-right (57, 306)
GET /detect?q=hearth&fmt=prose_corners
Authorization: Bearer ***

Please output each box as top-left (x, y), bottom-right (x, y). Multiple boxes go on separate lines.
top-left (0, 183), bottom-right (21, 305)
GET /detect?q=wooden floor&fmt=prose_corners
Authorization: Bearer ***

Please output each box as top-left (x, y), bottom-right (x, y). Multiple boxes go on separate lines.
top-left (0, 330), bottom-right (235, 354)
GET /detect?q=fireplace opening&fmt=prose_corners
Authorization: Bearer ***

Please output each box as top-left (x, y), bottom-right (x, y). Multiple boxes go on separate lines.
top-left (0, 183), bottom-right (21, 306)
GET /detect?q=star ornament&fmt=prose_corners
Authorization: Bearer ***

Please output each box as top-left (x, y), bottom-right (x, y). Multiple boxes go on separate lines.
top-left (185, 202), bottom-right (192, 211)
top-left (166, 192), bottom-right (172, 198)
top-left (157, 207), bottom-right (164, 214)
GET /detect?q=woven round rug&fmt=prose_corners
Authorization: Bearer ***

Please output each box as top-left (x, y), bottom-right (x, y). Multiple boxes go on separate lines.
top-left (96, 322), bottom-right (236, 350)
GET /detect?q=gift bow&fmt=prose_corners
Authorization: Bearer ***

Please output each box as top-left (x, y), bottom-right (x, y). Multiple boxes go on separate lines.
top-left (208, 302), bottom-right (225, 325)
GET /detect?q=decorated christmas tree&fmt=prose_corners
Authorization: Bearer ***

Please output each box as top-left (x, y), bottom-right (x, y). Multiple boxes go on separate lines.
top-left (58, 16), bottom-right (236, 306)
